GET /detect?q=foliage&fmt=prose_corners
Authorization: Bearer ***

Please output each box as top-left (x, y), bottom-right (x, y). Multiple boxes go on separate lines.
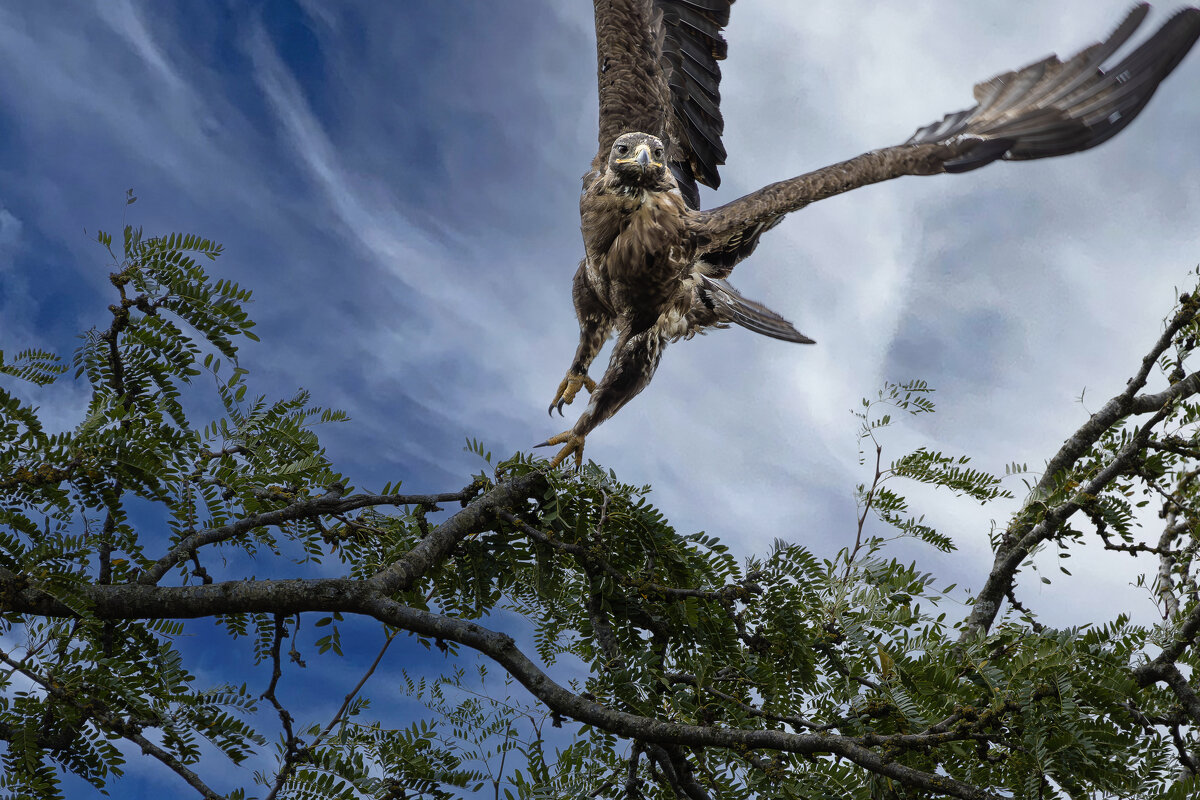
top-left (2, 219), bottom-right (1200, 799)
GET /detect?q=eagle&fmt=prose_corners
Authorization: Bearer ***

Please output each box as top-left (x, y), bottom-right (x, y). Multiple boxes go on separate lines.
top-left (538, 1), bottom-right (1200, 469)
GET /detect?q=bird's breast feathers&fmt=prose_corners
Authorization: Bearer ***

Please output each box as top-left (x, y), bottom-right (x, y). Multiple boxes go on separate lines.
top-left (582, 185), bottom-right (689, 268)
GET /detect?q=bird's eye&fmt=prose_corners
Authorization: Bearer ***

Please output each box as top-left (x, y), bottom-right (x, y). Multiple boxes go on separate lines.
top-left (653, 148), bottom-right (664, 159)
top-left (615, 144), bottom-right (629, 155)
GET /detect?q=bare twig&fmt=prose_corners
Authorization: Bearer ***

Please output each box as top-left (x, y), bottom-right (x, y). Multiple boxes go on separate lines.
top-left (312, 628), bottom-right (398, 747)
top-left (262, 614), bottom-right (303, 800)
top-left (847, 443), bottom-right (884, 581)
top-left (1002, 586), bottom-right (1045, 633)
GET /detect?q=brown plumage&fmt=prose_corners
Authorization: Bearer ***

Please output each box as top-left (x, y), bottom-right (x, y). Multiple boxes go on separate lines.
top-left (539, 1), bottom-right (1200, 469)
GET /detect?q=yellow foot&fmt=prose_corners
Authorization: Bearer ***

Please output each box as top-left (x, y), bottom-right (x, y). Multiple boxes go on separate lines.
top-left (535, 431), bottom-right (586, 469)
top-left (548, 372), bottom-right (597, 416)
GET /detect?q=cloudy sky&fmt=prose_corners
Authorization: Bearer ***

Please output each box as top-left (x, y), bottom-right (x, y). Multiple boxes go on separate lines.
top-left (2, 1), bottom-right (1199, 795)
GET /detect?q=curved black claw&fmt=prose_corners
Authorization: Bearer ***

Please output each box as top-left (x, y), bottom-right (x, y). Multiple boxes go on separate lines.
top-left (534, 431), bottom-right (585, 469)
top-left (547, 373), bottom-right (596, 418)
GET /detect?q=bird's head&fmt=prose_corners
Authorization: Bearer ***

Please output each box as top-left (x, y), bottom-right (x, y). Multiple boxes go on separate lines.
top-left (607, 132), bottom-right (667, 187)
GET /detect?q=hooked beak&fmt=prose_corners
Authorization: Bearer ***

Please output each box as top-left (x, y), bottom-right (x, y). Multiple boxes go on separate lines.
top-left (616, 143), bottom-right (661, 171)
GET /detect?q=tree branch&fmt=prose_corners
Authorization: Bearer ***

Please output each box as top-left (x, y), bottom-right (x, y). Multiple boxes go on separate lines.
top-left (0, 647), bottom-right (224, 800)
top-left (962, 400), bottom-right (1178, 640)
top-left (358, 597), bottom-right (1001, 800)
top-left (498, 510), bottom-right (757, 603)
top-left (369, 472), bottom-right (547, 595)
top-left (0, 559), bottom-right (1000, 799)
top-left (139, 487), bottom-right (477, 585)
top-left (313, 628), bottom-right (397, 746)
top-left (124, 728), bottom-right (226, 800)
top-left (1028, 299), bottom-right (1199, 508)
top-left (261, 614), bottom-right (302, 800)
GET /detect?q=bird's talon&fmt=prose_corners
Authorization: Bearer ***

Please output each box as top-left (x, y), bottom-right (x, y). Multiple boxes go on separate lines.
top-left (535, 431), bottom-right (586, 470)
top-left (547, 373), bottom-right (596, 416)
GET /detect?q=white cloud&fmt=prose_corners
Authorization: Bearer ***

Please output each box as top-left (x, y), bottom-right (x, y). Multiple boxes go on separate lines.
top-left (100, 0), bottom-right (187, 94)
top-left (0, 206), bottom-right (21, 263)
top-left (0, 205), bottom-right (32, 340)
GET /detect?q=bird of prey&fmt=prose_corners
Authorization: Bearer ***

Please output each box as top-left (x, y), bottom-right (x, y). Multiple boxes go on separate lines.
top-left (538, 1), bottom-right (1200, 469)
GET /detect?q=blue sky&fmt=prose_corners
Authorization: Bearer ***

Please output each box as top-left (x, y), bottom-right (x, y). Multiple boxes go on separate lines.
top-left (2, 1), bottom-right (1199, 796)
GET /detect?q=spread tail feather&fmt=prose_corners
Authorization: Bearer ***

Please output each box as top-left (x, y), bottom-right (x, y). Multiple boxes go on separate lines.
top-left (697, 275), bottom-right (815, 344)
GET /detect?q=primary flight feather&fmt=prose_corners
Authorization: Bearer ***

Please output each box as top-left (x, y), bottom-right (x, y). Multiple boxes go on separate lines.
top-left (539, 1), bottom-right (1200, 469)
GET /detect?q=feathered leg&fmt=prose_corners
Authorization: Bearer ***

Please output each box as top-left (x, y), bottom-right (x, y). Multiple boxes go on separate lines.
top-left (549, 262), bottom-right (614, 415)
top-left (539, 326), bottom-right (667, 468)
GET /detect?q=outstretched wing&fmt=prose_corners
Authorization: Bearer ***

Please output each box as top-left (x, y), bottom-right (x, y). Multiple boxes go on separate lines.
top-left (908, 3), bottom-right (1200, 171)
top-left (594, 0), bottom-right (734, 208)
top-left (694, 5), bottom-right (1200, 269)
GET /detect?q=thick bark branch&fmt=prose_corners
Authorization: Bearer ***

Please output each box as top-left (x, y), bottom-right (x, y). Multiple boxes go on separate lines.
top-left (369, 472), bottom-right (547, 594)
top-left (0, 560), bottom-right (997, 800)
top-left (1138, 593), bottom-right (1200, 678)
top-left (359, 598), bottom-right (1001, 800)
top-left (1, 569), bottom-right (368, 618)
top-left (1156, 515), bottom-right (1189, 618)
top-left (1136, 661), bottom-right (1200, 724)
